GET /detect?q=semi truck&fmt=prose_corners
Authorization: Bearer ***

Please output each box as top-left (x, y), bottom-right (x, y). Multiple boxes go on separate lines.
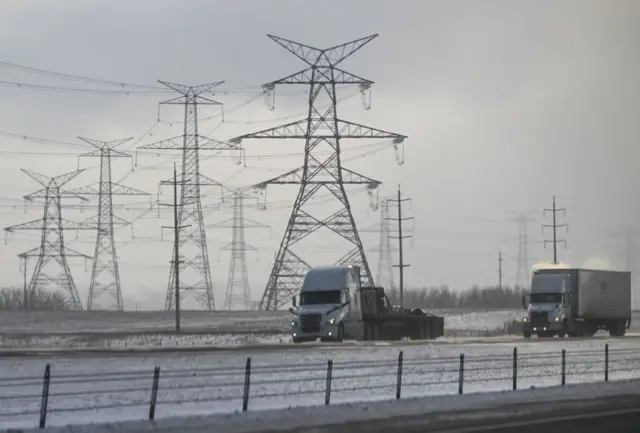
top-left (521, 267), bottom-right (631, 338)
top-left (289, 265), bottom-right (444, 343)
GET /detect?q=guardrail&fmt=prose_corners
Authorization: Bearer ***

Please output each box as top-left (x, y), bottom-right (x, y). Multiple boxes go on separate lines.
top-left (1, 344), bottom-right (639, 429)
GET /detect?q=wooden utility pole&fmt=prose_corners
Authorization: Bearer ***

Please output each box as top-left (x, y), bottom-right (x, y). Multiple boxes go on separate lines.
top-left (160, 162), bottom-right (191, 332)
top-left (542, 195), bottom-right (568, 264)
top-left (387, 185), bottom-right (413, 308)
top-left (498, 250), bottom-right (504, 290)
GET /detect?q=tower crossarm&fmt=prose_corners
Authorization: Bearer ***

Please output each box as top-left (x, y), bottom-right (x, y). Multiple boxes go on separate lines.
top-left (21, 168), bottom-right (84, 188)
top-left (220, 241), bottom-right (258, 252)
top-left (231, 119), bottom-right (406, 142)
top-left (4, 218), bottom-right (87, 232)
top-left (158, 80), bottom-right (224, 98)
top-left (138, 135), bottom-right (241, 152)
top-left (253, 166), bottom-right (380, 188)
top-left (78, 214), bottom-right (131, 229)
top-left (270, 67), bottom-right (373, 86)
top-left (267, 34), bottom-right (378, 68)
top-left (78, 149), bottom-right (131, 159)
top-left (23, 189), bottom-right (88, 202)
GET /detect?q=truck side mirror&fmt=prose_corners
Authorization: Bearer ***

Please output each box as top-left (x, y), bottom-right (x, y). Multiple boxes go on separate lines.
top-left (521, 293), bottom-right (529, 310)
top-left (292, 296), bottom-right (297, 308)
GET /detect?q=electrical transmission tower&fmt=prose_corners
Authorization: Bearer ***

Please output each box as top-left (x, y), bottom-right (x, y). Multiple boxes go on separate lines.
top-left (231, 34), bottom-right (407, 310)
top-left (542, 195), bottom-right (568, 264)
top-left (512, 211), bottom-right (536, 289)
top-left (387, 185), bottom-right (413, 308)
top-left (360, 196), bottom-right (398, 289)
top-left (209, 189), bottom-right (271, 311)
top-left (138, 80), bottom-right (241, 311)
top-left (67, 137), bottom-right (150, 311)
top-left (4, 170), bottom-right (92, 310)
top-left (374, 198), bottom-right (397, 289)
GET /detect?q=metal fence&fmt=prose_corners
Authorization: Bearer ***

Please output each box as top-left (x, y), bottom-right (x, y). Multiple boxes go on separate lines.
top-left (1, 344), bottom-right (639, 429)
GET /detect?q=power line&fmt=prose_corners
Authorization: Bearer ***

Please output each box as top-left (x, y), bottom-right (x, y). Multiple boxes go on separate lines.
top-left (230, 34), bottom-right (407, 310)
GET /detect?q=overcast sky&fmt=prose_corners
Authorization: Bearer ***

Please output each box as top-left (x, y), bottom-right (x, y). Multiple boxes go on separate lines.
top-left (0, 0), bottom-right (639, 310)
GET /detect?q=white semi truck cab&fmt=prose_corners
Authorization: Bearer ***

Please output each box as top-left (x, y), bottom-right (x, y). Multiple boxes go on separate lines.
top-left (289, 265), bottom-right (361, 343)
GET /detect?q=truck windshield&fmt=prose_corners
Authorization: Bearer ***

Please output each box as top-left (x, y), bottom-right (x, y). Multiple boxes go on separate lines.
top-left (530, 293), bottom-right (563, 304)
top-left (300, 290), bottom-right (341, 305)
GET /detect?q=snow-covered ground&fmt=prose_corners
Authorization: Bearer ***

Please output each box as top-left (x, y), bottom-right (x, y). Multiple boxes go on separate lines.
top-left (1, 337), bottom-right (639, 429)
top-left (18, 378), bottom-right (640, 433)
top-left (0, 309), bottom-right (536, 335)
top-left (1, 309), bottom-right (638, 350)
top-left (0, 333), bottom-right (290, 350)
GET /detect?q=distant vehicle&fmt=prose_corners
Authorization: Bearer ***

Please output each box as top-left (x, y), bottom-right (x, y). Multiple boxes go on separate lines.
top-left (289, 265), bottom-right (444, 343)
top-left (521, 268), bottom-right (631, 338)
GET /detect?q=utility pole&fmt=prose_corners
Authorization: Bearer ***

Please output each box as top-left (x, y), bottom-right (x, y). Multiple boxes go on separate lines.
top-left (387, 185), bottom-right (413, 308)
top-left (498, 250), bottom-right (504, 290)
top-left (230, 34), bottom-right (407, 310)
top-left (542, 195), bottom-right (568, 264)
top-left (159, 163), bottom-right (191, 332)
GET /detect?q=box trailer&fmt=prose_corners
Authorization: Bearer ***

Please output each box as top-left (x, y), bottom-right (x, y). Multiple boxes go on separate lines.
top-left (522, 268), bottom-right (631, 338)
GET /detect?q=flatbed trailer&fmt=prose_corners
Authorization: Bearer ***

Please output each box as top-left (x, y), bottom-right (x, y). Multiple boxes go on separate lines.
top-left (359, 286), bottom-right (444, 341)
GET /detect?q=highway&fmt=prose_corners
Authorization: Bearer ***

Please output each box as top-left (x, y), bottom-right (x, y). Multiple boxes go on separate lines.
top-left (273, 393), bottom-right (640, 433)
top-left (429, 408), bottom-right (640, 432)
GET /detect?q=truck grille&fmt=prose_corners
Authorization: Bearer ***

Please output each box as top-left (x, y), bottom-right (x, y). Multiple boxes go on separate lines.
top-left (300, 314), bottom-right (322, 332)
top-left (530, 311), bottom-right (548, 326)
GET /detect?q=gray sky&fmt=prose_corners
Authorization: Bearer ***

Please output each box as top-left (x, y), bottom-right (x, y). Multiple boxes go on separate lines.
top-left (0, 0), bottom-right (639, 310)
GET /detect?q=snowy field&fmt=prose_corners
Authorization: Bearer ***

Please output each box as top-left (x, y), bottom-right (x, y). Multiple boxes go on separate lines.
top-left (1, 336), bottom-right (639, 429)
top-left (1, 309), bottom-right (638, 350)
top-left (0, 308), bottom-right (540, 336)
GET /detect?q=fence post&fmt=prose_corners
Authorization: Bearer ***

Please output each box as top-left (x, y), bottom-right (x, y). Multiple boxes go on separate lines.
top-left (604, 344), bottom-right (609, 382)
top-left (325, 360), bottom-right (333, 406)
top-left (242, 357), bottom-right (252, 412)
top-left (561, 349), bottom-right (566, 386)
top-left (396, 351), bottom-right (404, 400)
top-left (148, 366), bottom-right (161, 421)
top-left (39, 364), bottom-right (51, 429)
top-left (458, 354), bottom-right (465, 395)
top-left (512, 347), bottom-right (518, 391)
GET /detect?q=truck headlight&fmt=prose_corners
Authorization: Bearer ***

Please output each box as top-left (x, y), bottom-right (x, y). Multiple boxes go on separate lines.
top-left (291, 320), bottom-right (297, 327)
top-left (523, 317), bottom-right (528, 322)
top-left (327, 318), bottom-right (336, 325)
top-left (554, 317), bottom-right (560, 322)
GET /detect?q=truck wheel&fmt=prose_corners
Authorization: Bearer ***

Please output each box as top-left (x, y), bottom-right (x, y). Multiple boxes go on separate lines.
top-left (336, 323), bottom-right (344, 342)
top-left (293, 338), bottom-right (303, 344)
top-left (523, 331), bottom-right (531, 339)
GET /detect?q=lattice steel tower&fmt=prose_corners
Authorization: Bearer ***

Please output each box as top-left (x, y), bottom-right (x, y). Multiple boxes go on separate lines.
top-left (514, 212), bottom-right (535, 290)
top-left (231, 34), bottom-right (407, 310)
top-left (4, 170), bottom-right (91, 310)
top-left (68, 137), bottom-right (150, 311)
top-left (209, 189), bottom-right (270, 310)
top-left (138, 80), bottom-right (241, 311)
top-left (369, 198), bottom-right (397, 289)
